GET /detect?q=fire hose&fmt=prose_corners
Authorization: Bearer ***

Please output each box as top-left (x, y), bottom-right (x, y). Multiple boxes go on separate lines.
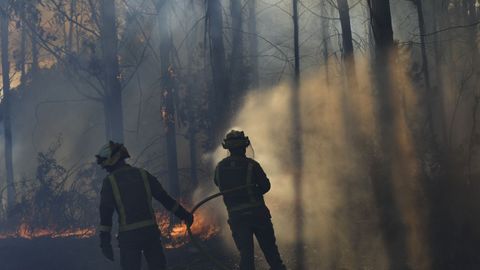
top-left (186, 184), bottom-right (256, 270)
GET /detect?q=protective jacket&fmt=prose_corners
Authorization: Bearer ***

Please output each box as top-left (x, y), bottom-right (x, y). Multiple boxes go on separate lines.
top-left (99, 164), bottom-right (190, 233)
top-left (214, 154), bottom-right (286, 270)
top-left (214, 155), bottom-right (271, 219)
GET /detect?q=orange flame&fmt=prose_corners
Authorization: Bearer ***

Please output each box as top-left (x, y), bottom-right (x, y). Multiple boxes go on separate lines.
top-left (0, 211), bottom-right (219, 248)
top-left (0, 223), bottom-right (95, 240)
top-left (156, 211), bottom-right (220, 249)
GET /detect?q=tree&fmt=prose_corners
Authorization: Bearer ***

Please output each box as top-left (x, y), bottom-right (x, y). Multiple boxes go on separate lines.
top-left (30, 3), bottom-right (39, 76)
top-left (99, 0), bottom-right (124, 142)
top-left (153, 0), bottom-right (180, 197)
top-left (337, 0), bottom-right (354, 63)
top-left (320, 0), bottom-right (332, 84)
top-left (292, 1), bottom-right (304, 270)
top-left (336, 0), bottom-right (357, 96)
top-left (367, 1), bottom-right (410, 269)
top-left (229, 0), bottom-right (246, 105)
top-left (206, 0), bottom-right (229, 143)
top-left (247, 0), bottom-right (259, 88)
top-left (1, 0), bottom-right (16, 212)
top-left (13, 0), bottom-right (28, 84)
top-left (413, 0), bottom-right (435, 137)
top-left (66, 0), bottom-right (77, 53)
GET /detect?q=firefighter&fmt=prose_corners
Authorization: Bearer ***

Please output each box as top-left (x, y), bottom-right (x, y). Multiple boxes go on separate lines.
top-left (96, 141), bottom-right (193, 270)
top-left (214, 130), bottom-right (287, 270)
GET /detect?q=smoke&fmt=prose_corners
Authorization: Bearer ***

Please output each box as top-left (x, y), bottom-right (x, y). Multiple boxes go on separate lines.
top-left (197, 52), bottom-right (434, 269)
top-left (0, 0), bottom-right (477, 268)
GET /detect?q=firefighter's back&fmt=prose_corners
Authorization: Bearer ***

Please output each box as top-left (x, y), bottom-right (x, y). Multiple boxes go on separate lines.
top-left (216, 156), bottom-right (269, 219)
top-left (109, 166), bottom-right (153, 225)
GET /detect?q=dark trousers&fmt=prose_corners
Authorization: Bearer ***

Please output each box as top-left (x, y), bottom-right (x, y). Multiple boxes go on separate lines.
top-left (228, 216), bottom-right (286, 270)
top-left (118, 226), bottom-right (166, 270)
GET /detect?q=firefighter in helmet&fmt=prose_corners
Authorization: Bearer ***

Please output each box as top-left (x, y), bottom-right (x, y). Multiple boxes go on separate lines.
top-left (96, 141), bottom-right (193, 270)
top-left (214, 130), bottom-right (287, 270)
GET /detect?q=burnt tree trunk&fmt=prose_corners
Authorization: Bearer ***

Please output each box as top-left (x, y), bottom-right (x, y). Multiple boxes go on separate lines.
top-left (154, 0), bottom-right (180, 197)
top-left (207, 0), bottom-right (229, 142)
top-left (248, 0), bottom-right (259, 88)
top-left (100, 0), bottom-right (124, 142)
top-left (1, 2), bottom-right (16, 212)
top-left (367, 0), bottom-right (411, 269)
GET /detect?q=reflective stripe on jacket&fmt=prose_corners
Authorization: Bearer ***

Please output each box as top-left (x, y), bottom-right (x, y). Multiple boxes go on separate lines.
top-left (214, 156), bottom-right (271, 216)
top-left (99, 165), bottom-right (183, 233)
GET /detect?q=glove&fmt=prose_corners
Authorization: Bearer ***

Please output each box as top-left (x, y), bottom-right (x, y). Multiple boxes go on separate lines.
top-left (175, 207), bottom-right (194, 227)
top-left (184, 212), bottom-right (194, 227)
top-left (100, 232), bottom-right (114, 261)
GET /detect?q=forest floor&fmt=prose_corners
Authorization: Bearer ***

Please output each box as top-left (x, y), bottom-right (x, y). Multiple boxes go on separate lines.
top-left (0, 236), bottom-right (277, 270)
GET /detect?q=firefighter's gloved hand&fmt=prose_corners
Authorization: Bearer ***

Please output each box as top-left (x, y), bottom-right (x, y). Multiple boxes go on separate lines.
top-left (100, 232), bottom-right (114, 261)
top-left (185, 212), bottom-right (194, 227)
top-left (175, 207), bottom-right (194, 227)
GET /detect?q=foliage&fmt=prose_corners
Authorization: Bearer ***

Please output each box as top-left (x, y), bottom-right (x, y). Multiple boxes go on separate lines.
top-left (2, 136), bottom-right (101, 231)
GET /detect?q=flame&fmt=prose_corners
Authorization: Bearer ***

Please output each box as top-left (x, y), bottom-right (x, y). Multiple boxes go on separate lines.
top-left (156, 210), bottom-right (220, 249)
top-left (0, 223), bottom-right (95, 240)
top-left (0, 211), bottom-right (219, 248)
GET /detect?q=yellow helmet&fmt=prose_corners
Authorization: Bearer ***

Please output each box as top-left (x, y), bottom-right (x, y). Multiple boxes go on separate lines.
top-left (95, 141), bottom-right (130, 167)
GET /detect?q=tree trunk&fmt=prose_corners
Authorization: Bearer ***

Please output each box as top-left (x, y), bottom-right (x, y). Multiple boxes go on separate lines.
top-left (67, 0), bottom-right (77, 53)
top-left (414, 0), bottom-right (435, 137)
top-left (248, 0), bottom-right (259, 88)
top-left (207, 0), bottom-right (229, 142)
top-left (230, 0), bottom-right (246, 105)
top-left (31, 9), bottom-right (39, 76)
top-left (292, 1), bottom-right (304, 270)
top-left (336, 0), bottom-right (357, 140)
top-left (188, 115), bottom-right (198, 191)
top-left (100, 0), bottom-right (124, 142)
top-left (337, 0), bottom-right (354, 61)
top-left (19, 22), bottom-right (27, 85)
top-left (154, 0), bottom-right (180, 197)
top-left (185, 9), bottom-right (199, 191)
top-left (367, 1), bottom-right (410, 269)
top-left (430, 0), bottom-right (448, 144)
top-left (320, 0), bottom-right (330, 85)
top-left (1, 3), bottom-right (16, 212)
top-left (337, 0), bottom-right (357, 91)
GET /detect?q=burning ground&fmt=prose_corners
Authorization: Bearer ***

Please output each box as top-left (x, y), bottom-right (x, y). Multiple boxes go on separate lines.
top-left (0, 196), bottom-right (232, 270)
top-left (0, 139), bottom-right (229, 269)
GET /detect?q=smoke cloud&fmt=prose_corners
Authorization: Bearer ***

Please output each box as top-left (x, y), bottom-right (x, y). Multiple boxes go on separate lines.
top-left (199, 53), bottom-right (433, 269)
